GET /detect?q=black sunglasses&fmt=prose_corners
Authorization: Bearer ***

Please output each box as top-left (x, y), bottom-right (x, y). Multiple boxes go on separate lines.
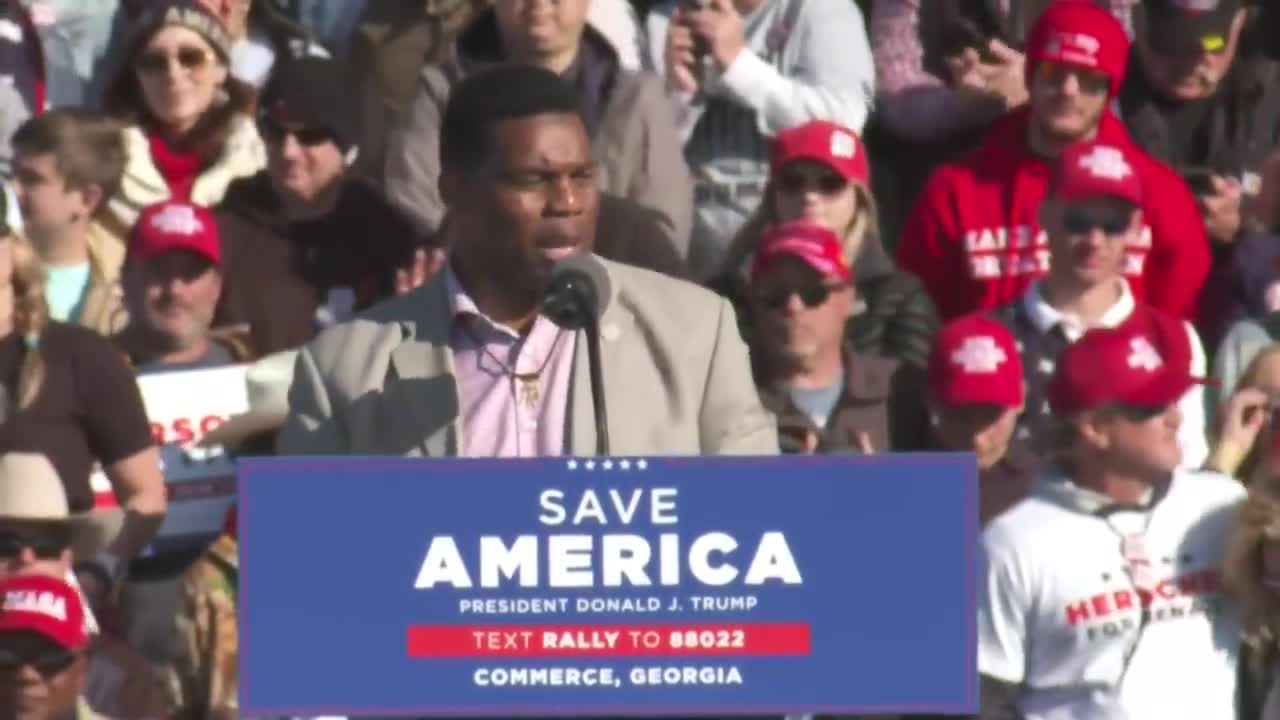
top-left (1062, 205), bottom-right (1132, 236)
top-left (776, 171), bottom-right (848, 196)
top-left (0, 645), bottom-right (77, 676)
top-left (258, 117), bottom-right (335, 147)
top-left (0, 528), bottom-right (70, 562)
top-left (136, 45), bottom-right (211, 75)
top-left (755, 283), bottom-right (845, 310)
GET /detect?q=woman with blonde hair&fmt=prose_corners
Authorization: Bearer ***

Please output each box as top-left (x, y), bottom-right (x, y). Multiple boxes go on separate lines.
top-left (0, 231), bottom-right (165, 612)
top-left (709, 120), bottom-right (939, 370)
top-left (1224, 479), bottom-right (1280, 718)
top-left (97, 1), bottom-right (265, 251)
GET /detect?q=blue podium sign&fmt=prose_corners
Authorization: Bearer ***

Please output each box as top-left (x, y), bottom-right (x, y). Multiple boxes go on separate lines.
top-left (238, 454), bottom-right (978, 717)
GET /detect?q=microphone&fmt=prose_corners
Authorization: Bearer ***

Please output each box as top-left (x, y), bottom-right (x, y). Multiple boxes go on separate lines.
top-left (543, 254), bottom-right (611, 329)
top-left (543, 254), bottom-right (611, 456)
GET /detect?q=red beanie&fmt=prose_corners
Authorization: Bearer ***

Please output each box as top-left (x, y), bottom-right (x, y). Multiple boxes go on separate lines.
top-left (1025, 1), bottom-right (1131, 98)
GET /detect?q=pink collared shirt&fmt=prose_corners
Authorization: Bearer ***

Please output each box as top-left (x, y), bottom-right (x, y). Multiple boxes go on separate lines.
top-left (446, 267), bottom-right (578, 458)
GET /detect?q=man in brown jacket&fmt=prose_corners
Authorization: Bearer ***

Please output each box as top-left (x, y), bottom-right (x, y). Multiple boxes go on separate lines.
top-left (214, 57), bottom-right (428, 356)
top-left (748, 221), bottom-right (927, 453)
top-left (383, 0), bottom-right (694, 259)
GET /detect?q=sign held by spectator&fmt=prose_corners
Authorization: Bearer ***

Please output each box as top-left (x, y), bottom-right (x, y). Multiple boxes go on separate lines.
top-left (238, 455), bottom-right (979, 716)
top-left (91, 364), bottom-right (248, 552)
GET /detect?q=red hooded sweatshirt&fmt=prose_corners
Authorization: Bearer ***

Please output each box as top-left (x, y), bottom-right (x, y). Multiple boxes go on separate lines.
top-left (896, 107), bottom-right (1210, 322)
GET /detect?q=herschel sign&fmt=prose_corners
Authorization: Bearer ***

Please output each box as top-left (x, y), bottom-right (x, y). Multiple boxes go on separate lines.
top-left (238, 455), bottom-right (978, 717)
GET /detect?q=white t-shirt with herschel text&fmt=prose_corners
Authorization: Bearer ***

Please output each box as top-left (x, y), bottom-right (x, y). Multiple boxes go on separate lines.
top-left (978, 469), bottom-right (1245, 719)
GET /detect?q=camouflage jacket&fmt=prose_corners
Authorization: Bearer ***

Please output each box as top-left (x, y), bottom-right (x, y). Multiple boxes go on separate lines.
top-left (161, 533), bottom-right (239, 720)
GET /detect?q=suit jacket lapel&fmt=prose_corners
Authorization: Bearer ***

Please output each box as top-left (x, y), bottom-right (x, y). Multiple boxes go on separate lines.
top-left (570, 268), bottom-right (631, 456)
top-left (389, 274), bottom-right (463, 456)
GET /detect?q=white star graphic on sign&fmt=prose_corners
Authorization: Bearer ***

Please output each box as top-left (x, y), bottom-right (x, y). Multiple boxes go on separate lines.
top-left (567, 460), bottom-right (578, 470)
top-left (585, 460), bottom-right (596, 470)
top-left (603, 460), bottom-right (614, 470)
top-left (637, 459), bottom-right (648, 470)
top-left (619, 460), bottom-right (631, 470)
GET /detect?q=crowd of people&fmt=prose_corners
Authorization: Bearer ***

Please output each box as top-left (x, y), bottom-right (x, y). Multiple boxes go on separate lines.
top-left (0, 0), bottom-right (1276, 718)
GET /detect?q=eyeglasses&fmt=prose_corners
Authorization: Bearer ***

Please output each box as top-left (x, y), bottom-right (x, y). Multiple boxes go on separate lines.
top-left (0, 645), bottom-right (76, 676)
top-left (1036, 62), bottom-right (1111, 95)
top-left (754, 282), bottom-right (846, 310)
top-left (776, 171), bottom-right (848, 196)
top-left (258, 117), bottom-right (336, 148)
top-left (1061, 205), bottom-right (1132, 236)
top-left (135, 46), bottom-right (211, 75)
top-left (0, 528), bottom-right (71, 561)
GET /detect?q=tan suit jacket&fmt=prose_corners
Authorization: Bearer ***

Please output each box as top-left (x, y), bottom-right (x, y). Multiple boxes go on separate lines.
top-left (277, 256), bottom-right (778, 456)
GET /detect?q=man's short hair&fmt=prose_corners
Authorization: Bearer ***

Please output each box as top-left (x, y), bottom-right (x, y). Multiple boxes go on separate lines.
top-left (11, 109), bottom-right (126, 212)
top-left (439, 63), bottom-right (585, 174)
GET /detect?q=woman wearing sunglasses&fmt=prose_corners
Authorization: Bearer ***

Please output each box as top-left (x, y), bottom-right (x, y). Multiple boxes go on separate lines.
top-left (711, 120), bottom-right (939, 372)
top-left (97, 0), bottom-right (265, 254)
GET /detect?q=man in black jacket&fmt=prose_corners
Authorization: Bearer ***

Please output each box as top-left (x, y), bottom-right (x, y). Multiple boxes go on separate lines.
top-left (1121, 0), bottom-right (1280, 254)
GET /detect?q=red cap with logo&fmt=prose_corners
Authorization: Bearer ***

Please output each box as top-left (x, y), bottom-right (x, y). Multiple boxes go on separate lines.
top-left (128, 201), bottom-right (222, 266)
top-left (769, 121), bottom-right (869, 186)
top-left (1025, 0), bottom-right (1131, 98)
top-left (0, 575), bottom-right (88, 651)
top-left (1051, 141), bottom-right (1144, 206)
top-left (751, 221), bottom-right (850, 282)
top-left (1048, 312), bottom-right (1207, 416)
top-left (928, 314), bottom-right (1025, 408)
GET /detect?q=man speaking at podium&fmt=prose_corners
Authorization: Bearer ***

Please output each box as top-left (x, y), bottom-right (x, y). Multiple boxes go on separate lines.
top-left (278, 64), bottom-right (778, 457)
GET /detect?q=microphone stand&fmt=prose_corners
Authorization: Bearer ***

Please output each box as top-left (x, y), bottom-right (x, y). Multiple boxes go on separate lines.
top-left (580, 298), bottom-right (610, 457)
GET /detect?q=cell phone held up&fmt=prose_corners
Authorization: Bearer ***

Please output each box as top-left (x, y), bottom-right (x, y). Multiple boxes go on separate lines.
top-left (681, 0), bottom-right (716, 86)
top-left (1182, 166), bottom-right (1218, 196)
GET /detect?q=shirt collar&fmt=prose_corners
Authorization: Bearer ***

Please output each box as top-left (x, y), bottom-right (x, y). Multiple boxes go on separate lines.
top-left (445, 263), bottom-right (533, 341)
top-left (1022, 279), bottom-right (1135, 341)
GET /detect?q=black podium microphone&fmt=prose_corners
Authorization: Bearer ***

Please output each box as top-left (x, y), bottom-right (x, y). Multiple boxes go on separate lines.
top-left (543, 255), bottom-right (611, 456)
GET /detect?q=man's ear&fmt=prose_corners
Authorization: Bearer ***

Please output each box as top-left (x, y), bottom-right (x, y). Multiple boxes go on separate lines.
top-left (1075, 411), bottom-right (1111, 452)
top-left (74, 183), bottom-right (104, 217)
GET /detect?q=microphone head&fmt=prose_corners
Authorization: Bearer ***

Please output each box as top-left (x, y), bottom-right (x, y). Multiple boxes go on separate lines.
top-left (543, 254), bottom-right (611, 330)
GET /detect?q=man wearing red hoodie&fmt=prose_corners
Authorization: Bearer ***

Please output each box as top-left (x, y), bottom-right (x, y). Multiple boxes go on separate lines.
top-left (896, 0), bottom-right (1210, 324)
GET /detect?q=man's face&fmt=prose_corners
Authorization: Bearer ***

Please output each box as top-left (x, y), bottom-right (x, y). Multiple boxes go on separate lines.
top-left (934, 403), bottom-right (1022, 470)
top-left (749, 257), bottom-right (853, 369)
top-left (262, 119), bottom-right (346, 206)
top-left (0, 522), bottom-right (71, 582)
top-left (493, 0), bottom-right (589, 62)
top-left (1083, 403), bottom-right (1185, 476)
top-left (0, 631), bottom-right (83, 720)
top-left (445, 113), bottom-right (599, 296)
top-left (11, 154), bottom-right (92, 244)
top-left (123, 250), bottom-right (222, 351)
top-left (1029, 62), bottom-right (1111, 142)
top-left (1137, 11), bottom-right (1246, 102)
top-left (1044, 196), bottom-right (1140, 287)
